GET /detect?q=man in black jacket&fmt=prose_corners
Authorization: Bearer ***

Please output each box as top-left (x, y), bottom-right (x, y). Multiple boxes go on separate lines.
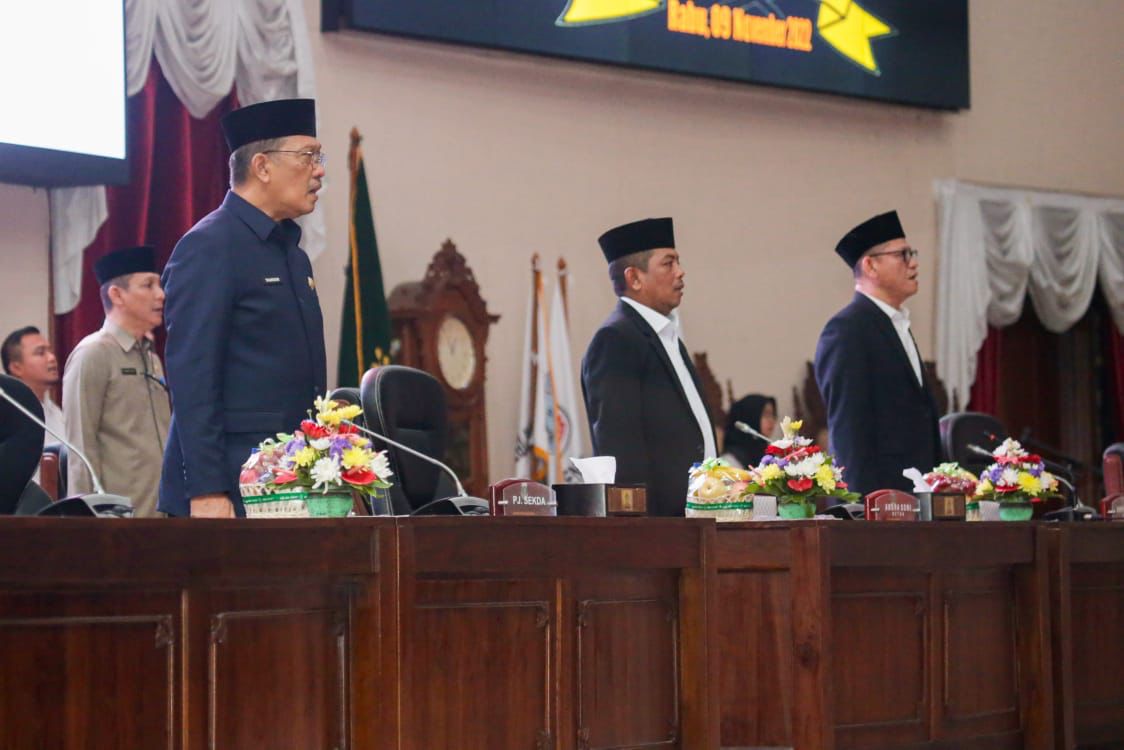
top-left (814, 210), bottom-right (941, 497)
top-left (581, 217), bottom-right (716, 517)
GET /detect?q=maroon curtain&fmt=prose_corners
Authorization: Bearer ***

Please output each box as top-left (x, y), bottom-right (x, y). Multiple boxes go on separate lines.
top-left (967, 326), bottom-right (1003, 414)
top-left (1107, 323), bottom-right (1124, 441)
top-left (54, 59), bottom-right (236, 366)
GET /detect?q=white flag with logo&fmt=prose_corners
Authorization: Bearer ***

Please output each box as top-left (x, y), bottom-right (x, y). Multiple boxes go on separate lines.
top-left (546, 277), bottom-right (584, 482)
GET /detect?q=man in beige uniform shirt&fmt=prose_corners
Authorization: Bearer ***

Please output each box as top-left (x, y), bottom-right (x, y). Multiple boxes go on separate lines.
top-left (64, 246), bottom-right (170, 516)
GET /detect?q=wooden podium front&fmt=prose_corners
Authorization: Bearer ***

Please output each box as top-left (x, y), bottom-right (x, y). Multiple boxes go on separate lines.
top-left (715, 521), bottom-right (1055, 750)
top-left (0, 517), bottom-right (717, 750)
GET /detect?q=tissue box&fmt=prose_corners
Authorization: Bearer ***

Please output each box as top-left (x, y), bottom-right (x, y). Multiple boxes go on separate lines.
top-left (553, 483), bottom-right (647, 516)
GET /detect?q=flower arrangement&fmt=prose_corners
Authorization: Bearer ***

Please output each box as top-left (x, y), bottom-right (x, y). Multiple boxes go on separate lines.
top-left (923, 462), bottom-right (978, 495)
top-left (239, 395), bottom-right (393, 497)
top-left (972, 438), bottom-right (1059, 506)
top-left (743, 417), bottom-right (859, 512)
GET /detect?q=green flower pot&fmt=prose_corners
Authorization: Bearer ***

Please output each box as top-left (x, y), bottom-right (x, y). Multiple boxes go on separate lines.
top-left (778, 500), bottom-right (813, 519)
top-left (998, 503), bottom-right (1033, 522)
top-left (305, 492), bottom-right (354, 518)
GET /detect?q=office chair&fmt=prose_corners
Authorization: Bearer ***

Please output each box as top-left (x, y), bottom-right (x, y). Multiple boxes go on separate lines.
top-left (357, 366), bottom-right (456, 514)
top-left (0, 374), bottom-right (45, 515)
top-left (939, 411), bottom-right (1006, 476)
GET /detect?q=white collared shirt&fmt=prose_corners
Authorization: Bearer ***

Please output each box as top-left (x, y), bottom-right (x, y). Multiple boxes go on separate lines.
top-left (620, 296), bottom-right (717, 459)
top-left (858, 289), bottom-right (923, 385)
top-left (41, 393), bottom-right (63, 448)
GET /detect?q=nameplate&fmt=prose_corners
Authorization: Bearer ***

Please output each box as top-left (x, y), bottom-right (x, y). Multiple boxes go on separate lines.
top-left (488, 479), bottom-right (556, 517)
top-left (865, 490), bottom-right (920, 522)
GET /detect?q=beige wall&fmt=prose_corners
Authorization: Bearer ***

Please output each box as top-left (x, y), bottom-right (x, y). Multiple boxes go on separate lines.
top-left (2, 0), bottom-right (1121, 483)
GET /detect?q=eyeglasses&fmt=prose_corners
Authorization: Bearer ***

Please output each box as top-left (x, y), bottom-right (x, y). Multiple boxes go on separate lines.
top-left (262, 149), bottom-right (327, 167)
top-left (867, 247), bottom-right (919, 263)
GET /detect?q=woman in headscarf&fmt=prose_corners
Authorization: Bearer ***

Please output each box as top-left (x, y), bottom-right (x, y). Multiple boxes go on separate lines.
top-left (720, 393), bottom-right (777, 470)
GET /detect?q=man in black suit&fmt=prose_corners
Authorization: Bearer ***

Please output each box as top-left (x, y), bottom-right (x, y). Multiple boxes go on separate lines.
top-left (814, 210), bottom-right (941, 497)
top-left (581, 217), bottom-right (716, 517)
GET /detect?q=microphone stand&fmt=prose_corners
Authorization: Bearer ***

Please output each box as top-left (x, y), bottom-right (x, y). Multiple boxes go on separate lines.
top-left (733, 421), bottom-right (771, 443)
top-left (0, 384), bottom-right (133, 515)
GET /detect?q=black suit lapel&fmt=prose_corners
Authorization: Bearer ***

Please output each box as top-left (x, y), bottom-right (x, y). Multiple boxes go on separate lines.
top-left (618, 302), bottom-right (694, 413)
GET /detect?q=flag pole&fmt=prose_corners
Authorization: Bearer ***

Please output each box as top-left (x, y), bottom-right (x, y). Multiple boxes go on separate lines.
top-left (557, 257), bottom-right (569, 324)
top-left (348, 127), bottom-right (365, 382)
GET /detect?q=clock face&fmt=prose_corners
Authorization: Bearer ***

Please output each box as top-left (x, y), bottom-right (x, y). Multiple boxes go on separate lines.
top-left (436, 315), bottom-right (477, 390)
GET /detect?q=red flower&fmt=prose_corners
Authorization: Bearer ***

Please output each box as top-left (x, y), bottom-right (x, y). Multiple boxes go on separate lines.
top-left (273, 469), bottom-right (298, 484)
top-left (837, 481), bottom-right (848, 489)
top-left (301, 419), bottom-right (329, 439)
top-left (765, 445), bottom-right (785, 456)
top-left (804, 445), bottom-right (822, 454)
top-left (787, 477), bottom-right (813, 492)
top-left (342, 467), bottom-right (377, 486)
top-left (1025, 454), bottom-right (1042, 465)
top-left (337, 422), bottom-right (359, 435)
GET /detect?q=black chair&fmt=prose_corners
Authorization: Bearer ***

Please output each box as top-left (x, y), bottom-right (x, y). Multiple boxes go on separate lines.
top-left (357, 366), bottom-right (456, 514)
top-left (0, 374), bottom-right (45, 515)
top-left (1102, 443), bottom-right (1124, 497)
top-left (939, 411), bottom-right (1006, 476)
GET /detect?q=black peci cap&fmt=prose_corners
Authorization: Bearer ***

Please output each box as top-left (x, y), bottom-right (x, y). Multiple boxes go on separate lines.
top-left (598, 217), bottom-right (675, 264)
top-left (220, 98), bottom-right (317, 152)
top-left (835, 210), bottom-right (905, 268)
top-left (94, 246), bottom-right (156, 285)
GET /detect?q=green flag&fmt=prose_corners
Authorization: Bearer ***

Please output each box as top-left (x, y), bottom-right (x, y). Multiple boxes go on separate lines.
top-left (338, 136), bottom-right (393, 387)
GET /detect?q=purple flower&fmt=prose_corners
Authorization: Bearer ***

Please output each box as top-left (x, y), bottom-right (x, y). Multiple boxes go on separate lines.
top-left (329, 435), bottom-right (350, 459)
top-left (1029, 466), bottom-right (1042, 477)
top-left (761, 455), bottom-right (776, 466)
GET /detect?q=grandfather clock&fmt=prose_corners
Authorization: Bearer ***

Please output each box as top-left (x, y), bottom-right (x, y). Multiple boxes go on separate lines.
top-left (387, 240), bottom-right (499, 496)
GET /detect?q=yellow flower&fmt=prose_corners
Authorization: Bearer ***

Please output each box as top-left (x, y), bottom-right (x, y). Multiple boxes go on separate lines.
top-left (1017, 473), bottom-right (1041, 496)
top-left (294, 446), bottom-right (317, 468)
top-left (815, 464), bottom-right (836, 492)
top-left (760, 464), bottom-right (784, 482)
top-left (974, 478), bottom-right (993, 498)
top-left (336, 404), bottom-right (362, 422)
top-left (779, 416), bottom-right (803, 439)
top-left (342, 446), bottom-right (372, 470)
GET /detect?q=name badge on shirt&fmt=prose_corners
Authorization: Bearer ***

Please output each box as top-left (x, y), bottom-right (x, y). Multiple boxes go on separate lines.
top-left (121, 367), bottom-right (138, 375)
top-left (264, 277), bottom-right (282, 286)
top-left (307, 276), bottom-right (316, 291)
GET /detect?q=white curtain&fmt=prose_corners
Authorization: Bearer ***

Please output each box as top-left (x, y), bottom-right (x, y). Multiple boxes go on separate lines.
top-left (935, 179), bottom-right (1124, 410)
top-left (49, 0), bottom-right (322, 315)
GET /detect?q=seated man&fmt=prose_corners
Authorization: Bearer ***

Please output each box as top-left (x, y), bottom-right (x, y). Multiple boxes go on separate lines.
top-left (2, 326), bottom-right (62, 483)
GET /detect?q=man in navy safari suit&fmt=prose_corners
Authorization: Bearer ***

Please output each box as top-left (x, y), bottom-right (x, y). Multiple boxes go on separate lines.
top-left (159, 98), bottom-right (328, 518)
top-left (814, 210), bottom-right (941, 497)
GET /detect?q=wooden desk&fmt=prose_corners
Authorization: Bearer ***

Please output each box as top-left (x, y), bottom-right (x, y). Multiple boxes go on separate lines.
top-left (0, 517), bottom-right (718, 750)
top-left (715, 521), bottom-right (1055, 750)
top-left (1047, 524), bottom-right (1124, 749)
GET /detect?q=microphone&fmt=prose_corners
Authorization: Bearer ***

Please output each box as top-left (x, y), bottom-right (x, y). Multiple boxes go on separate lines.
top-left (341, 419), bottom-right (489, 515)
top-left (733, 421), bottom-right (770, 443)
top-left (965, 443), bottom-right (995, 460)
top-left (0, 383), bottom-right (133, 516)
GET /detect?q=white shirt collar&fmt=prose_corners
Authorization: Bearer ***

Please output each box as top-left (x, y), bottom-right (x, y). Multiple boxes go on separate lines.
top-left (857, 288), bottom-right (910, 325)
top-left (620, 296), bottom-right (680, 338)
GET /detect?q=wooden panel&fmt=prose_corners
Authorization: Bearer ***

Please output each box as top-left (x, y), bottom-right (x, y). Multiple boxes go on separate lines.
top-left (1071, 565), bottom-right (1124, 743)
top-left (940, 575), bottom-right (1020, 735)
top-left (0, 591), bottom-right (177, 750)
top-left (407, 579), bottom-right (553, 750)
top-left (575, 575), bottom-right (680, 749)
top-left (832, 582), bottom-right (928, 748)
top-left (716, 570), bottom-right (793, 746)
top-left (204, 586), bottom-right (349, 750)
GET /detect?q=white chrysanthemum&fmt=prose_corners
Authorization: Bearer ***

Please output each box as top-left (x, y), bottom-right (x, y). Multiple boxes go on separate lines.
top-left (311, 456), bottom-right (342, 490)
top-left (370, 451), bottom-right (393, 479)
top-left (999, 467), bottom-right (1020, 486)
top-left (994, 438), bottom-right (1024, 459)
top-left (809, 452), bottom-right (826, 467)
top-left (772, 438), bottom-right (795, 451)
top-left (310, 437), bottom-right (331, 451)
top-left (785, 458), bottom-right (819, 477)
